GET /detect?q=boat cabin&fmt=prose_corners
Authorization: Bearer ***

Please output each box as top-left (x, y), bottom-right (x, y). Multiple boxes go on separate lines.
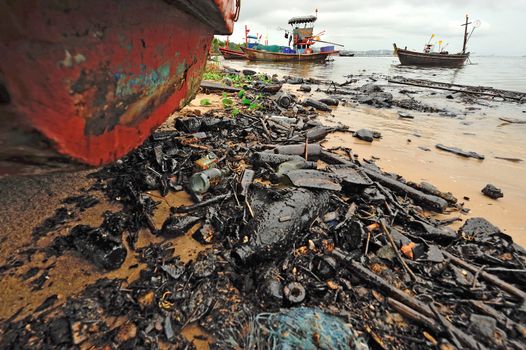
top-left (288, 15), bottom-right (317, 52)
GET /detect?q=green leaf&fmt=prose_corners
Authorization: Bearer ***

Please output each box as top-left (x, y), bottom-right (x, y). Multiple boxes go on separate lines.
top-left (231, 108), bottom-right (240, 117)
top-left (249, 103), bottom-right (259, 110)
top-left (238, 89), bottom-right (245, 98)
top-left (222, 98), bottom-right (233, 107)
top-left (241, 97), bottom-right (252, 106)
top-left (200, 98), bottom-right (211, 106)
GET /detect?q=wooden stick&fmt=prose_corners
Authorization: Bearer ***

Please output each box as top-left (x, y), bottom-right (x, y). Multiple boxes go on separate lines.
top-left (259, 117), bottom-right (272, 139)
top-left (443, 251), bottom-right (526, 300)
top-left (380, 219), bottom-right (418, 281)
top-left (333, 248), bottom-right (488, 350)
top-left (172, 193), bottom-right (232, 213)
top-left (388, 79), bottom-right (524, 101)
top-left (387, 297), bottom-right (439, 329)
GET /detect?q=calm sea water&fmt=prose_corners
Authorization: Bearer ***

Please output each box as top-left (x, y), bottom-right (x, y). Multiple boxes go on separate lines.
top-left (225, 56), bottom-right (526, 92)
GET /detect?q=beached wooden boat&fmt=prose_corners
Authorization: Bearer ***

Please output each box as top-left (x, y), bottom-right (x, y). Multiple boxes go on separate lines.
top-left (241, 47), bottom-right (336, 62)
top-left (393, 45), bottom-right (469, 67)
top-left (0, 0), bottom-right (239, 168)
top-left (219, 47), bottom-right (246, 59)
top-left (394, 16), bottom-right (475, 68)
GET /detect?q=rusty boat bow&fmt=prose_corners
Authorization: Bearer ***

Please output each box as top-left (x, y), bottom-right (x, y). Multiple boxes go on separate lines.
top-left (0, 0), bottom-right (239, 173)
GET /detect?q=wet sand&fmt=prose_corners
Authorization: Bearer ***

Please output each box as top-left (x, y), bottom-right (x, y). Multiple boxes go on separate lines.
top-left (321, 103), bottom-right (526, 246)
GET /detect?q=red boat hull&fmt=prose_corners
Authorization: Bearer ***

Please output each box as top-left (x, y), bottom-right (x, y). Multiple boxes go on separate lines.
top-left (0, 0), bottom-right (238, 168)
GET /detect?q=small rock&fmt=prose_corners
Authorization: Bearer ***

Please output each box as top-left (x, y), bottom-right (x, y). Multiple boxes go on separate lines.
top-left (398, 111), bottom-right (414, 119)
top-left (298, 84), bottom-right (311, 92)
top-left (287, 77), bottom-right (304, 84)
top-left (49, 318), bottom-right (72, 345)
top-left (221, 77), bottom-right (233, 86)
top-left (354, 129), bottom-right (374, 142)
top-left (303, 98), bottom-right (331, 112)
top-left (242, 69), bottom-right (257, 76)
top-left (319, 98), bottom-right (339, 106)
top-left (481, 184), bottom-right (503, 199)
top-left (469, 314), bottom-right (498, 338)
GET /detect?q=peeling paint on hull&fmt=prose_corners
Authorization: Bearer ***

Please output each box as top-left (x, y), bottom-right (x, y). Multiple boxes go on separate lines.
top-left (0, 0), bottom-right (236, 166)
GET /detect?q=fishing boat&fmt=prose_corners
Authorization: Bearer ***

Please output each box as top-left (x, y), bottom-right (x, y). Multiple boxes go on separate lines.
top-left (393, 16), bottom-right (477, 68)
top-left (0, 0), bottom-right (239, 169)
top-left (339, 51), bottom-right (355, 57)
top-left (241, 14), bottom-right (340, 62)
top-left (242, 47), bottom-right (336, 62)
top-left (219, 47), bottom-right (246, 59)
top-left (219, 27), bottom-right (259, 60)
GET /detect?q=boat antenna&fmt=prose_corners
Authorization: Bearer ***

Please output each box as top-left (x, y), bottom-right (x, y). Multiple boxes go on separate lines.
top-left (466, 19), bottom-right (481, 47)
top-left (461, 14), bottom-right (472, 54)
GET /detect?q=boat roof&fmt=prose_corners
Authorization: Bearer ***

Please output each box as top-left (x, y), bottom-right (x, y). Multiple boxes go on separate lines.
top-left (247, 35), bottom-right (258, 39)
top-left (288, 15), bottom-right (317, 25)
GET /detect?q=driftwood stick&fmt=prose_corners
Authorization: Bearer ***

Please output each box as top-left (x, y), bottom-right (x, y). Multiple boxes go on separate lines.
top-left (333, 248), bottom-right (488, 350)
top-left (388, 78), bottom-right (524, 101)
top-left (380, 219), bottom-right (418, 281)
top-left (387, 297), bottom-right (440, 329)
top-left (429, 304), bottom-right (463, 349)
top-left (172, 193), bottom-right (232, 213)
top-left (259, 117), bottom-right (272, 140)
top-left (443, 251), bottom-right (526, 300)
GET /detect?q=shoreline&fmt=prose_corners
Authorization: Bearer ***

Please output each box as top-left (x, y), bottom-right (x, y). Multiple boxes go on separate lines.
top-left (219, 59), bottom-right (526, 247)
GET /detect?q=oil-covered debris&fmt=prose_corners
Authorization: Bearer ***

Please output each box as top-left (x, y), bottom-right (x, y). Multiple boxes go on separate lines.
top-left (48, 211), bottom-right (128, 270)
top-left (436, 143), bottom-right (485, 160)
top-left (2, 68), bottom-right (526, 350)
top-left (481, 184), bottom-right (504, 199)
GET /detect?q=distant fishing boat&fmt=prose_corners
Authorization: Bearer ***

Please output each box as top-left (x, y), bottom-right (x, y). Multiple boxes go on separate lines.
top-left (219, 47), bottom-right (246, 59)
top-left (339, 51), bottom-right (355, 57)
top-left (393, 15), bottom-right (478, 68)
top-left (219, 26), bottom-right (259, 60)
top-left (0, 0), bottom-right (239, 168)
top-left (241, 13), bottom-right (341, 62)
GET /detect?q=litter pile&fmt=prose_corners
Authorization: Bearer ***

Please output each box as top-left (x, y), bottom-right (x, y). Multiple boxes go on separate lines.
top-left (1, 68), bottom-right (525, 350)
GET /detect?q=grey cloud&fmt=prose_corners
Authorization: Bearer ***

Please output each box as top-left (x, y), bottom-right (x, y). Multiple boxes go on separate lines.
top-left (221, 0), bottom-right (526, 55)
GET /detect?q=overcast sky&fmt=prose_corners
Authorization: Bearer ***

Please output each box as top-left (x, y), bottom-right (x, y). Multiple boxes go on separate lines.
top-left (219, 0), bottom-right (526, 56)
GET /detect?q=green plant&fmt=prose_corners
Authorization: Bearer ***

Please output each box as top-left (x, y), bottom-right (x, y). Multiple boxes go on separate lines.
top-left (231, 108), bottom-right (240, 117)
top-left (222, 97), bottom-right (233, 107)
top-left (200, 99), bottom-right (211, 106)
top-left (241, 97), bottom-right (252, 106)
top-left (238, 89), bottom-right (245, 98)
top-left (202, 71), bottom-right (223, 81)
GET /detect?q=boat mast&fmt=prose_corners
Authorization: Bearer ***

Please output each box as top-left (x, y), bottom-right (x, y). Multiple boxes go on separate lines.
top-left (461, 15), bottom-right (471, 54)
